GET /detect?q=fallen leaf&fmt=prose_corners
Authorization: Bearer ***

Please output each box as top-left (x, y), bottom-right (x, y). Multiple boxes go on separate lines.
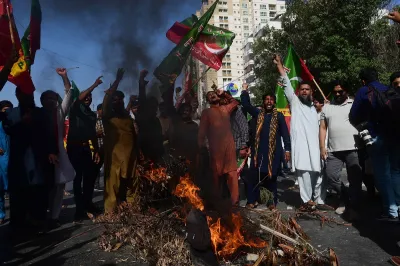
top-left (112, 242), bottom-right (123, 251)
top-left (329, 248), bottom-right (339, 266)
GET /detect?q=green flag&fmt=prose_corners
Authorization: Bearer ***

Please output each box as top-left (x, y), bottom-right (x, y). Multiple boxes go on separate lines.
top-left (154, 0), bottom-right (218, 92)
top-left (275, 44), bottom-right (314, 118)
top-left (21, 0), bottom-right (42, 68)
top-left (71, 80), bottom-right (80, 101)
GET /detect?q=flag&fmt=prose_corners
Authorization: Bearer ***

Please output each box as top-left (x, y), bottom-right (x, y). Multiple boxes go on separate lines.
top-left (71, 80), bottom-right (80, 101)
top-left (0, 0), bottom-right (35, 94)
top-left (154, 0), bottom-right (218, 92)
top-left (21, 0), bottom-right (42, 67)
top-left (275, 44), bottom-right (314, 130)
top-left (166, 15), bottom-right (235, 70)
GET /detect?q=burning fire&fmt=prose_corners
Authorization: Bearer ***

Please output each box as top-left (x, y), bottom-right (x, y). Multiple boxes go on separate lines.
top-left (207, 214), bottom-right (266, 257)
top-left (174, 177), bottom-right (266, 258)
top-left (137, 163), bottom-right (170, 183)
top-left (173, 176), bottom-right (204, 211)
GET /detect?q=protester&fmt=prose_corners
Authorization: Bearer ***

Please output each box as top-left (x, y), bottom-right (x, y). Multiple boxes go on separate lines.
top-left (5, 87), bottom-right (58, 230)
top-left (274, 54), bottom-right (325, 209)
top-left (67, 76), bottom-right (101, 222)
top-left (198, 85), bottom-right (239, 205)
top-left (137, 70), bottom-right (164, 162)
top-left (348, 68), bottom-right (397, 221)
top-left (41, 68), bottom-right (75, 229)
top-left (241, 87), bottom-right (291, 208)
top-left (102, 68), bottom-right (139, 213)
top-left (95, 103), bottom-right (105, 190)
top-left (158, 102), bottom-right (171, 141)
top-left (0, 100), bottom-right (12, 224)
top-left (320, 81), bottom-right (361, 219)
top-left (126, 95), bottom-right (139, 134)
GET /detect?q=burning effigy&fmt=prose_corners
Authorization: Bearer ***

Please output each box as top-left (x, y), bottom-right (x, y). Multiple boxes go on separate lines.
top-left (96, 157), bottom-right (338, 266)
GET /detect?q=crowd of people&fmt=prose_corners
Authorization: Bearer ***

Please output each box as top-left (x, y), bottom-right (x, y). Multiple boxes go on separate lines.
top-left (0, 12), bottom-right (398, 244)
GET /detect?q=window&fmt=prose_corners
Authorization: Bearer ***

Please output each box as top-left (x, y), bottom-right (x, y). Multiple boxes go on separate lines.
top-left (243, 11), bottom-right (248, 15)
top-left (244, 25), bottom-right (249, 30)
top-left (261, 18), bottom-right (267, 23)
top-left (270, 12), bottom-right (276, 18)
top-left (280, 6), bottom-right (285, 10)
top-left (244, 33), bottom-right (249, 37)
top-left (243, 17), bottom-right (248, 23)
top-left (260, 4), bottom-right (266, 10)
top-left (219, 24), bottom-right (224, 27)
top-left (224, 24), bottom-right (229, 29)
top-left (269, 4), bottom-right (276, 11)
top-left (228, 78), bottom-right (232, 81)
top-left (260, 11), bottom-right (267, 16)
top-left (242, 3), bottom-right (247, 8)
top-left (219, 9), bottom-right (228, 12)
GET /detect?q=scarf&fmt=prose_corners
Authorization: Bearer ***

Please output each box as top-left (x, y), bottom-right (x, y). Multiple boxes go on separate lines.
top-left (254, 108), bottom-right (279, 177)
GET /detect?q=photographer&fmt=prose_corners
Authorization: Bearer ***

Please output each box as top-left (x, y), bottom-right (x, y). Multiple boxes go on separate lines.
top-left (349, 68), bottom-right (400, 221)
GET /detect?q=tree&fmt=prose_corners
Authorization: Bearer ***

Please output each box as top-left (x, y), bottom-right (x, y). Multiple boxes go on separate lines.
top-left (252, 0), bottom-right (399, 101)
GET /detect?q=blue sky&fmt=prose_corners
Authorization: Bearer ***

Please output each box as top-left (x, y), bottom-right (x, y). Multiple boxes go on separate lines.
top-left (2, 1), bottom-right (197, 107)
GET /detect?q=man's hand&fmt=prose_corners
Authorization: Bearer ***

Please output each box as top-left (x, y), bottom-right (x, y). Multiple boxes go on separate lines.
top-left (93, 152), bottom-right (100, 164)
top-left (388, 10), bottom-right (400, 24)
top-left (285, 151), bottom-right (291, 163)
top-left (239, 147), bottom-right (249, 159)
top-left (56, 68), bottom-right (67, 77)
top-left (320, 147), bottom-right (327, 161)
top-left (49, 154), bottom-right (59, 165)
top-left (273, 54), bottom-right (282, 65)
top-left (0, 148), bottom-right (5, 156)
top-left (94, 76), bottom-right (103, 87)
top-left (140, 69), bottom-right (148, 80)
top-left (116, 68), bottom-right (125, 81)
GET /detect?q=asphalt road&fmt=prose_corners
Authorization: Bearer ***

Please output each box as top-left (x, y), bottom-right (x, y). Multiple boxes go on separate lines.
top-left (0, 170), bottom-right (399, 266)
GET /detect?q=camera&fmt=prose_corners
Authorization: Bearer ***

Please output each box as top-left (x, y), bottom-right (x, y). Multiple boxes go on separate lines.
top-left (356, 122), bottom-right (374, 147)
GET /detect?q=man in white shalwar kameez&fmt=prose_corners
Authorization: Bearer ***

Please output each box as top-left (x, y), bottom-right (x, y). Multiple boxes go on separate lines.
top-left (274, 55), bottom-right (325, 208)
top-left (41, 68), bottom-right (76, 228)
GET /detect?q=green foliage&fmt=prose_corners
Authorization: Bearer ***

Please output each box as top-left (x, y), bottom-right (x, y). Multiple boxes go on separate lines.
top-left (253, 0), bottom-right (400, 101)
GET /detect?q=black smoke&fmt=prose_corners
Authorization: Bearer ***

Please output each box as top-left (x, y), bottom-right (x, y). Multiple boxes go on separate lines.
top-left (43, 0), bottom-right (198, 95)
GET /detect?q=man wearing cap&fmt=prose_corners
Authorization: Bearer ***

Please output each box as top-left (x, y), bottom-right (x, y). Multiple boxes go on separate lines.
top-left (198, 85), bottom-right (239, 205)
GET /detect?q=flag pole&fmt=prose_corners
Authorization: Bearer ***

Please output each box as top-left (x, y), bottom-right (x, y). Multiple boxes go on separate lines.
top-left (5, 2), bottom-right (15, 44)
top-left (312, 78), bottom-right (328, 102)
top-left (191, 66), bottom-right (211, 91)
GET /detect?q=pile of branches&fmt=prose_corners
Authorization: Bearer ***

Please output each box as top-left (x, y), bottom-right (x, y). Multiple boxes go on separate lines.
top-left (96, 202), bottom-right (192, 265)
top-left (241, 208), bottom-right (339, 265)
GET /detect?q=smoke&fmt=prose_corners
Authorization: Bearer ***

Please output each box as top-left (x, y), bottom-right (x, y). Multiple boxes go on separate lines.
top-left (44, 0), bottom-right (198, 96)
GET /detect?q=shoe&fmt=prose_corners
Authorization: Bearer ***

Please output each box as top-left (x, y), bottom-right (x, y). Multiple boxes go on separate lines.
top-left (86, 203), bottom-right (101, 215)
top-left (335, 206), bottom-right (346, 215)
top-left (316, 204), bottom-right (334, 211)
top-left (343, 208), bottom-right (359, 222)
top-left (377, 214), bottom-right (399, 223)
top-left (391, 256), bottom-right (400, 266)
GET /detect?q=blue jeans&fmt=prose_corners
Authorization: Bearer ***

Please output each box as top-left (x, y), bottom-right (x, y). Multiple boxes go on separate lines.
top-left (370, 136), bottom-right (400, 217)
top-left (0, 189), bottom-right (4, 219)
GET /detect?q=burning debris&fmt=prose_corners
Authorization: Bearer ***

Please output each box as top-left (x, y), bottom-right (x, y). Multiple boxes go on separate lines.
top-left (96, 158), bottom-right (337, 265)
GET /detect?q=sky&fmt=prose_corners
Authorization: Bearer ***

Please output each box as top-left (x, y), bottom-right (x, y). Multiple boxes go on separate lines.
top-left (2, 0), bottom-right (199, 107)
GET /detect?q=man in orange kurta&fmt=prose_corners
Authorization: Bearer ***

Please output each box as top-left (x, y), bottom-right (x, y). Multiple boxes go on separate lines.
top-left (198, 88), bottom-right (239, 205)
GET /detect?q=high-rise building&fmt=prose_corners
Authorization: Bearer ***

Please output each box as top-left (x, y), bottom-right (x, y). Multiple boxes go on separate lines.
top-left (191, 0), bottom-right (286, 111)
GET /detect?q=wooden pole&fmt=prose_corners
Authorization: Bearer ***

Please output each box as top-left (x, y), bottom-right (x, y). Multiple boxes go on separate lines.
top-left (312, 78), bottom-right (328, 102)
top-left (191, 66), bottom-right (211, 91)
top-left (5, 2), bottom-right (15, 44)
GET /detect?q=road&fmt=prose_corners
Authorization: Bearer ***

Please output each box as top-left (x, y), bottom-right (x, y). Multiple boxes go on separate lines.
top-left (0, 171), bottom-right (399, 266)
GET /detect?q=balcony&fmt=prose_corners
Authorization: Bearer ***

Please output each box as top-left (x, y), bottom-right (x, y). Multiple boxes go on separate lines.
top-left (244, 59), bottom-right (255, 69)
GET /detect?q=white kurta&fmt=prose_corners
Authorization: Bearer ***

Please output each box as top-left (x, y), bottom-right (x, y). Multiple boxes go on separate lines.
top-left (55, 89), bottom-right (75, 184)
top-left (282, 75), bottom-right (321, 172)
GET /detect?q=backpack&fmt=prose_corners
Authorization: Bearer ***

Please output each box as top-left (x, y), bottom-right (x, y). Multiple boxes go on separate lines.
top-left (367, 85), bottom-right (400, 137)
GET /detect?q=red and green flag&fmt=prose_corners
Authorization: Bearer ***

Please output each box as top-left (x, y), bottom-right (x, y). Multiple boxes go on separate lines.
top-left (154, 0), bottom-right (218, 92)
top-left (0, 0), bottom-right (35, 94)
top-left (166, 15), bottom-right (235, 70)
top-left (276, 44), bottom-right (314, 130)
top-left (21, 0), bottom-right (42, 68)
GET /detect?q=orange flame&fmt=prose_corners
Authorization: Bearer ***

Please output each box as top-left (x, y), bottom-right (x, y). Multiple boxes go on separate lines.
top-left (173, 176), bottom-right (204, 211)
top-left (138, 163), bottom-right (169, 183)
top-left (174, 177), bottom-right (267, 258)
top-left (207, 214), bottom-right (266, 257)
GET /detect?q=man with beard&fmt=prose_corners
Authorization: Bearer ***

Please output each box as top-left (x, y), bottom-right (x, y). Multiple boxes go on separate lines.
top-left (274, 55), bottom-right (324, 209)
top-left (241, 87), bottom-right (291, 208)
top-left (198, 87), bottom-right (239, 205)
top-left (102, 68), bottom-right (139, 213)
top-left (320, 81), bottom-right (361, 219)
